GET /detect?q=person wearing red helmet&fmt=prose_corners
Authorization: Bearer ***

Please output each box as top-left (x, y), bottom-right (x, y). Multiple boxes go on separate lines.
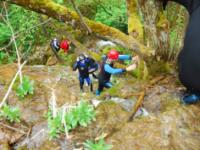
top-left (50, 38), bottom-right (70, 58)
top-left (96, 49), bottom-right (139, 95)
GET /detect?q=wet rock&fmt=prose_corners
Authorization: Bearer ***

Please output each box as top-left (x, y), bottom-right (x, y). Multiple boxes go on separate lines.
top-left (110, 97), bottom-right (136, 112)
top-left (144, 87), bottom-right (180, 114)
top-left (93, 101), bottom-right (131, 135)
top-left (28, 46), bottom-right (50, 65)
top-left (96, 40), bottom-right (116, 51)
top-left (46, 56), bottom-right (58, 66)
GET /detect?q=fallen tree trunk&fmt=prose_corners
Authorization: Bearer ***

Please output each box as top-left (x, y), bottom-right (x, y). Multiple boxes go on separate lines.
top-left (3, 0), bottom-right (154, 59)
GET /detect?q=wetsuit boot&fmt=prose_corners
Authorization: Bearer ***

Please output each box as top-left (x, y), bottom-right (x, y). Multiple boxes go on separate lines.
top-left (182, 91), bottom-right (200, 104)
top-left (90, 83), bottom-right (93, 92)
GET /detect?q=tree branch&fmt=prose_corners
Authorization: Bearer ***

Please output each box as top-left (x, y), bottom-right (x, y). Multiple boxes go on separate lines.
top-left (0, 61), bottom-right (27, 109)
top-left (3, 2), bottom-right (23, 83)
top-left (3, 0), bottom-right (154, 59)
top-left (69, 0), bottom-right (92, 34)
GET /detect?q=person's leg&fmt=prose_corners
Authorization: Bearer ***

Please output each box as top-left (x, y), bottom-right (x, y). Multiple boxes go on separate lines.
top-left (90, 83), bottom-right (93, 92)
top-left (96, 82), bottom-right (104, 96)
top-left (85, 77), bottom-right (93, 92)
top-left (96, 82), bottom-right (112, 96)
top-left (79, 76), bottom-right (84, 92)
top-left (104, 82), bottom-right (113, 88)
top-left (92, 73), bottom-right (98, 79)
top-left (51, 46), bottom-right (60, 60)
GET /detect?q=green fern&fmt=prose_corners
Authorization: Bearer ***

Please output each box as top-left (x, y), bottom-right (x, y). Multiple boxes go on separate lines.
top-left (16, 75), bottom-right (34, 98)
top-left (77, 101), bottom-right (96, 127)
top-left (0, 104), bottom-right (21, 123)
top-left (48, 112), bottom-right (63, 139)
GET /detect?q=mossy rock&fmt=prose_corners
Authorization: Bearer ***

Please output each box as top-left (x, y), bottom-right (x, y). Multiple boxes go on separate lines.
top-left (60, 53), bottom-right (76, 67)
top-left (131, 60), bottom-right (149, 80)
top-left (96, 101), bottom-right (130, 127)
top-left (148, 61), bottom-right (173, 76)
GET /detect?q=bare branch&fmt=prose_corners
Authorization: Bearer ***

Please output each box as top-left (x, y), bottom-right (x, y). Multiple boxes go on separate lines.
top-left (0, 122), bottom-right (27, 134)
top-left (69, 0), bottom-right (92, 34)
top-left (3, 2), bottom-right (23, 83)
top-left (0, 61), bottom-right (27, 109)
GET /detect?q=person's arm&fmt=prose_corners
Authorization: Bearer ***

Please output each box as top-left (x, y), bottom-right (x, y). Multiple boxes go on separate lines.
top-left (89, 67), bottom-right (97, 73)
top-left (88, 58), bottom-right (98, 73)
top-left (89, 63), bottom-right (98, 73)
top-left (104, 64), bottom-right (126, 74)
top-left (118, 55), bottom-right (131, 60)
top-left (73, 62), bottom-right (78, 71)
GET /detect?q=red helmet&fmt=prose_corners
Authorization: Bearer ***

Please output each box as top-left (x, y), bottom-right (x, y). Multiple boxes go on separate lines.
top-left (60, 40), bottom-right (69, 53)
top-left (107, 49), bottom-right (119, 60)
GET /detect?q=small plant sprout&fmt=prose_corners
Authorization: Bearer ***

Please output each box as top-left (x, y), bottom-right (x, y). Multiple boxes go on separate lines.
top-left (0, 104), bottom-right (21, 123)
top-left (83, 138), bottom-right (112, 150)
top-left (16, 75), bottom-right (34, 98)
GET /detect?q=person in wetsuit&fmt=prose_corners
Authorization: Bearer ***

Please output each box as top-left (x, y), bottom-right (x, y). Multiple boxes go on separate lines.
top-left (161, 0), bottom-right (200, 104)
top-left (73, 54), bottom-right (98, 92)
top-left (96, 49), bottom-right (139, 96)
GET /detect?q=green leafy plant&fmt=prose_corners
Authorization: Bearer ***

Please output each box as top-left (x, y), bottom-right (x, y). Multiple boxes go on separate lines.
top-left (47, 111), bottom-right (64, 139)
top-left (48, 101), bottom-right (96, 139)
top-left (79, 101), bottom-right (96, 126)
top-left (0, 104), bottom-right (21, 123)
top-left (95, 0), bottom-right (128, 32)
top-left (16, 75), bottom-right (34, 98)
top-left (83, 138), bottom-right (112, 150)
top-left (0, 51), bottom-right (6, 64)
top-left (0, 5), bottom-right (44, 63)
top-left (0, 22), bottom-right (12, 45)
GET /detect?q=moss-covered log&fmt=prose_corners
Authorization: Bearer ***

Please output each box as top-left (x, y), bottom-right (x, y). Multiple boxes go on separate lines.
top-left (3, 0), bottom-right (154, 59)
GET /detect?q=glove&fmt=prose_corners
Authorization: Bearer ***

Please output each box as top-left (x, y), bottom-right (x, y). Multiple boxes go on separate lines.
top-left (126, 64), bottom-right (137, 71)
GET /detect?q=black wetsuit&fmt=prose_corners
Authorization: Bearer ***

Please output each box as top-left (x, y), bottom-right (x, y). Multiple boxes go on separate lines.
top-left (73, 57), bottom-right (98, 92)
top-left (164, 0), bottom-right (200, 94)
top-left (96, 55), bottom-right (130, 95)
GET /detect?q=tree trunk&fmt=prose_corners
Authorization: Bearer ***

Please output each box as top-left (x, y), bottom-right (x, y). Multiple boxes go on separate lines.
top-left (139, 0), bottom-right (170, 61)
top-left (126, 0), bottom-right (144, 42)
